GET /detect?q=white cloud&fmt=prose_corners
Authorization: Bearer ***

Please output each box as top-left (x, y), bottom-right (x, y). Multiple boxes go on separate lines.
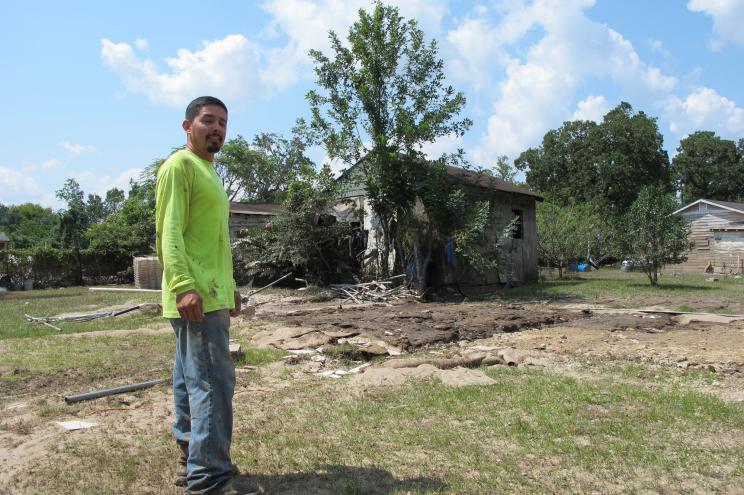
top-left (260, 0), bottom-right (448, 90)
top-left (664, 87), bottom-right (744, 139)
top-left (0, 166), bottom-right (60, 208)
top-left (688, 0), bottom-right (744, 47)
top-left (60, 141), bottom-right (96, 155)
top-left (572, 95), bottom-right (609, 122)
top-left (447, 18), bottom-right (505, 90)
top-left (134, 38), bottom-right (149, 50)
top-left (419, 133), bottom-right (465, 161)
top-left (457, 0), bottom-right (677, 163)
top-left (649, 38), bottom-right (671, 59)
top-left (101, 35), bottom-right (264, 107)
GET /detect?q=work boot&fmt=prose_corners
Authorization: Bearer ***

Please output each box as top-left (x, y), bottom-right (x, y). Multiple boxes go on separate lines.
top-left (175, 442), bottom-right (189, 487)
top-left (175, 442), bottom-right (241, 488)
top-left (183, 477), bottom-right (262, 495)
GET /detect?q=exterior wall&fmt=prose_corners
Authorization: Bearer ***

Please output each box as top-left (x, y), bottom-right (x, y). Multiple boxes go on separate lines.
top-left (335, 165), bottom-right (540, 283)
top-left (229, 213), bottom-right (274, 239)
top-left (479, 191), bottom-right (538, 283)
top-left (672, 205), bottom-right (744, 274)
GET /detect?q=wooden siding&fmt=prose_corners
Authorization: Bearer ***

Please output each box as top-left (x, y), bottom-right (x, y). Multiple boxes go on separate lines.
top-left (229, 213), bottom-right (273, 239)
top-left (672, 206), bottom-right (744, 274)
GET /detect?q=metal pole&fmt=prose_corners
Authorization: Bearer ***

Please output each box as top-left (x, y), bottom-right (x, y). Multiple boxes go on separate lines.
top-left (64, 378), bottom-right (169, 404)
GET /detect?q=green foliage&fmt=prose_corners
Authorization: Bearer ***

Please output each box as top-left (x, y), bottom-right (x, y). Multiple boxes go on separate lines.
top-left (215, 132), bottom-right (313, 202)
top-left (624, 186), bottom-right (692, 286)
top-left (516, 102), bottom-right (672, 221)
top-left (0, 202), bottom-right (59, 248)
top-left (85, 179), bottom-right (155, 255)
top-left (56, 178), bottom-right (90, 252)
top-left (536, 200), bottom-right (600, 278)
top-left (494, 155), bottom-right (517, 183)
top-left (672, 131), bottom-right (744, 204)
top-left (233, 166), bottom-right (355, 285)
top-left (0, 245), bottom-right (132, 289)
top-left (304, 2), bottom-right (471, 276)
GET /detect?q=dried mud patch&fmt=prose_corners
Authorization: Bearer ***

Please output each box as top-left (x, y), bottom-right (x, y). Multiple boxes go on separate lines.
top-left (257, 302), bottom-right (585, 350)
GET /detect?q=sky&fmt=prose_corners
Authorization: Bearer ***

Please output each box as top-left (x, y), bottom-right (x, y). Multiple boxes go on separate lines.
top-left (2, 0), bottom-right (743, 209)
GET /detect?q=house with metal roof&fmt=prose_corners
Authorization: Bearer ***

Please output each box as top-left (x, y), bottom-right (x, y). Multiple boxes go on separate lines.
top-left (0, 232), bottom-right (9, 250)
top-left (672, 199), bottom-right (744, 274)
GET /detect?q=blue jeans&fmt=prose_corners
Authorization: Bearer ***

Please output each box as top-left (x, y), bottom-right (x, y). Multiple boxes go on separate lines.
top-left (171, 309), bottom-right (235, 493)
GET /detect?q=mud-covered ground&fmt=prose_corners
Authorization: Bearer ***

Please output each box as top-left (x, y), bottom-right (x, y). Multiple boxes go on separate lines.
top-left (252, 296), bottom-right (744, 376)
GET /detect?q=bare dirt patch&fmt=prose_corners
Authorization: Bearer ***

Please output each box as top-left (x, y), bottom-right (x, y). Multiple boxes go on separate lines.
top-left (253, 301), bottom-right (584, 350)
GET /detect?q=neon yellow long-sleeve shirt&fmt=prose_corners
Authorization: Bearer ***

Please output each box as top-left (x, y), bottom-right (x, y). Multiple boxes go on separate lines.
top-left (155, 149), bottom-right (236, 318)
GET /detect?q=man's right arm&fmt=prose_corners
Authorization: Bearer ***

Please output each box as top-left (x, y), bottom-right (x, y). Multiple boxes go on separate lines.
top-left (156, 162), bottom-right (203, 321)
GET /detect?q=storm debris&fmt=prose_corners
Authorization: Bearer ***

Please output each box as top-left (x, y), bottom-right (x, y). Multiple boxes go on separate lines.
top-left (327, 275), bottom-right (416, 304)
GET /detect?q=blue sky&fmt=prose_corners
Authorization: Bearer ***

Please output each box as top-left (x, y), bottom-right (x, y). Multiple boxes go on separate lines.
top-left (2, 0), bottom-right (743, 209)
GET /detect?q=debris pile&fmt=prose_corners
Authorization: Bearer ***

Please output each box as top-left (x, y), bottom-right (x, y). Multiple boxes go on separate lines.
top-left (327, 275), bottom-right (416, 304)
top-left (25, 303), bottom-right (161, 331)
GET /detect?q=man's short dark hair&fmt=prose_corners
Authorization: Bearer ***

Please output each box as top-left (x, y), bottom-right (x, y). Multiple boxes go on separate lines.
top-left (185, 96), bottom-right (228, 121)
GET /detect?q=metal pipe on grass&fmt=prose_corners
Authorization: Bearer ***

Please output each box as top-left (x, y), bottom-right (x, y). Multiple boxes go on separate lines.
top-left (64, 378), bottom-right (169, 404)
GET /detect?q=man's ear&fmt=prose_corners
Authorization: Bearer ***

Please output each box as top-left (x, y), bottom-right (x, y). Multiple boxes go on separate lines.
top-left (182, 119), bottom-right (191, 133)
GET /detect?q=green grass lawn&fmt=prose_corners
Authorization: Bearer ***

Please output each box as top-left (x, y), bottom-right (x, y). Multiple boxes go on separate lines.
top-left (0, 286), bottom-right (164, 339)
top-left (501, 268), bottom-right (744, 306)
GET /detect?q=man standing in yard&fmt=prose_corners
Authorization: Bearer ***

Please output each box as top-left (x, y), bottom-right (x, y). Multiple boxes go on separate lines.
top-left (156, 96), bottom-right (256, 495)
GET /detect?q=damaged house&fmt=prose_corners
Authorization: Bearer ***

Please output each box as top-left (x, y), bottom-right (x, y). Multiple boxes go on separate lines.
top-left (672, 199), bottom-right (744, 274)
top-left (333, 161), bottom-right (542, 286)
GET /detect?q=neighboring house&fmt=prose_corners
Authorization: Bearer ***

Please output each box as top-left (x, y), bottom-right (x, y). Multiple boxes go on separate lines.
top-left (0, 232), bottom-right (8, 250)
top-left (229, 202), bottom-right (281, 239)
top-left (334, 163), bottom-right (543, 284)
top-left (672, 199), bottom-right (744, 274)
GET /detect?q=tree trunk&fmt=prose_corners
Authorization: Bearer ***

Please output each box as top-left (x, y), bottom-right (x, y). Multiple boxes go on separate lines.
top-left (72, 247), bottom-right (84, 286)
top-left (378, 214), bottom-right (391, 279)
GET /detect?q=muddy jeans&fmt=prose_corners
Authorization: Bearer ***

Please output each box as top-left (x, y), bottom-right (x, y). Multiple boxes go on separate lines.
top-left (170, 310), bottom-right (235, 493)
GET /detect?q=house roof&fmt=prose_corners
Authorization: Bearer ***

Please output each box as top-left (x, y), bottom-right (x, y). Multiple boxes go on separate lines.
top-left (229, 202), bottom-right (281, 216)
top-left (673, 199), bottom-right (744, 216)
top-left (445, 166), bottom-right (543, 200)
top-left (337, 158), bottom-right (543, 200)
top-left (0, 232), bottom-right (8, 242)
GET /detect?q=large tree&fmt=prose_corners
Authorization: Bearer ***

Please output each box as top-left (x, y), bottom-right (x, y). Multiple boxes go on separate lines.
top-left (214, 132), bottom-right (313, 203)
top-left (624, 186), bottom-right (691, 286)
top-left (516, 102), bottom-right (672, 220)
top-left (672, 131), bottom-right (744, 204)
top-left (304, 2), bottom-right (471, 276)
top-left (56, 178), bottom-right (90, 284)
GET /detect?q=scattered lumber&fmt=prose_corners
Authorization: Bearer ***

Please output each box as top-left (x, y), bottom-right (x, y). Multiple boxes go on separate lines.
top-left (327, 275), bottom-right (415, 303)
top-left (25, 303), bottom-right (160, 330)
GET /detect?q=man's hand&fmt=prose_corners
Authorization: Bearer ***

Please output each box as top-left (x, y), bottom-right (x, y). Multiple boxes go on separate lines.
top-left (176, 290), bottom-right (204, 322)
top-left (229, 291), bottom-right (241, 317)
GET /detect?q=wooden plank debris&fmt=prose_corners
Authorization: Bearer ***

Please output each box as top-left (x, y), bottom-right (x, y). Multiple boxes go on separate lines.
top-left (327, 275), bottom-right (416, 304)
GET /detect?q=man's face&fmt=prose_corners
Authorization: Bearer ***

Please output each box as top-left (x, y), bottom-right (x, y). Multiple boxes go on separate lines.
top-left (183, 104), bottom-right (227, 156)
